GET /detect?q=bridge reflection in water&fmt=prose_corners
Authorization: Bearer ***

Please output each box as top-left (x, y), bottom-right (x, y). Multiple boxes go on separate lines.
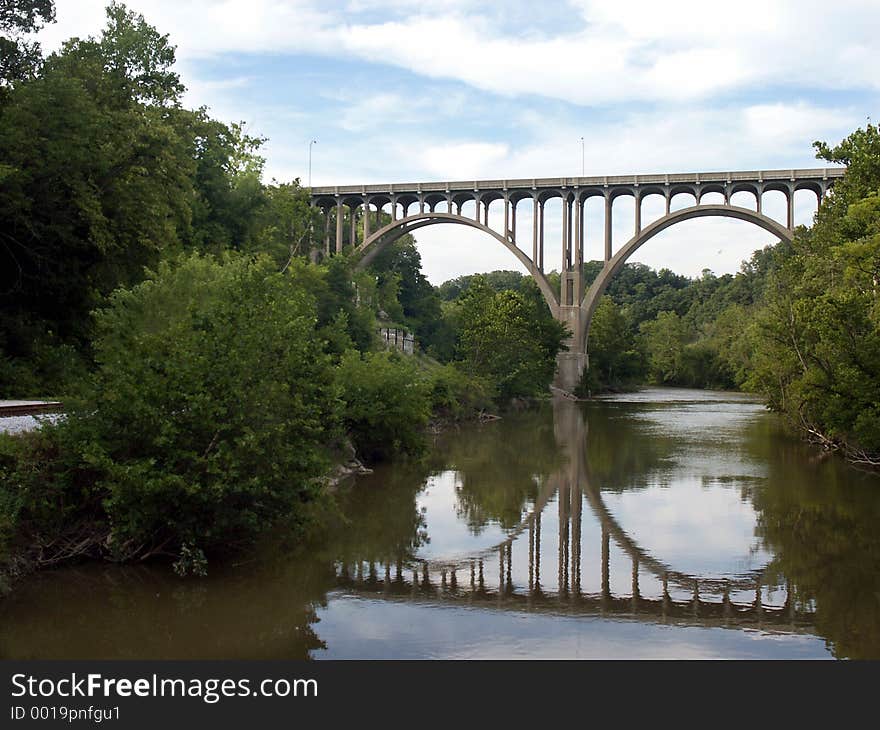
top-left (334, 399), bottom-right (815, 635)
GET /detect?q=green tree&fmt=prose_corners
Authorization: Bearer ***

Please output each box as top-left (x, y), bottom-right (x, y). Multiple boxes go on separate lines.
top-left (336, 349), bottom-right (431, 462)
top-left (455, 276), bottom-right (567, 400)
top-left (250, 179), bottom-right (322, 267)
top-left (369, 237), bottom-right (443, 350)
top-left (639, 310), bottom-right (689, 384)
top-left (582, 296), bottom-right (643, 392)
top-left (0, 3), bottom-right (272, 394)
top-left (748, 123), bottom-right (880, 464)
top-left (2, 253), bottom-right (342, 571)
top-left (0, 0), bottom-right (55, 88)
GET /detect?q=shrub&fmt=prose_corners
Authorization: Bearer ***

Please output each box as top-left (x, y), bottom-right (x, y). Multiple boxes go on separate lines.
top-left (336, 349), bottom-right (431, 462)
top-left (427, 363), bottom-right (495, 420)
top-left (3, 253), bottom-right (343, 566)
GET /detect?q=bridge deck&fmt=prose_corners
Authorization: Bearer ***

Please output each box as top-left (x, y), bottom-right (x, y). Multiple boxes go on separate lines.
top-left (312, 167), bottom-right (844, 197)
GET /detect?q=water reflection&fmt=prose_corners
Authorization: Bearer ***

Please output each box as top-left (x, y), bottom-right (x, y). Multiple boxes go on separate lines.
top-left (1, 389), bottom-right (879, 659)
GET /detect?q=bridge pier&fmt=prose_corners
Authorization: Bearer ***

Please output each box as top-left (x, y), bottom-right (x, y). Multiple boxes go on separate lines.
top-left (554, 297), bottom-right (587, 393)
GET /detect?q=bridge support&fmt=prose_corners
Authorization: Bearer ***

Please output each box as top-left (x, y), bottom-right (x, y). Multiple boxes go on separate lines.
top-left (554, 266), bottom-right (586, 392)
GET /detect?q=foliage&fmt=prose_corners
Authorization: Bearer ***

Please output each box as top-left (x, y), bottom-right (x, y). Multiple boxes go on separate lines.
top-left (250, 179), bottom-right (322, 267)
top-left (454, 276), bottom-right (568, 401)
top-left (436, 269), bottom-right (532, 301)
top-left (580, 296), bottom-right (642, 393)
top-left (2, 253), bottom-right (342, 567)
top-left (369, 236), bottom-right (443, 351)
top-left (747, 123), bottom-right (880, 464)
top-left (638, 310), bottom-right (689, 384)
top-left (426, 362), bottom-right (495, 421)
top-left (0, 3), bottom-right (272, 396)
top-left (336, 349), bottom-right (432, 463)
top-left (0, 0), bottom-right (55, 87)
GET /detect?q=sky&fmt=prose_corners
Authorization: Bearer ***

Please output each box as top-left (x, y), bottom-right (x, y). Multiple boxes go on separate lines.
top-left (40, 1), bottom-right (880, 283)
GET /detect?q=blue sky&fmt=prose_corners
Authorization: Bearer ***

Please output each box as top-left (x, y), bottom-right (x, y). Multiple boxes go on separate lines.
top-left (43, 1), bottom-right (880, 282)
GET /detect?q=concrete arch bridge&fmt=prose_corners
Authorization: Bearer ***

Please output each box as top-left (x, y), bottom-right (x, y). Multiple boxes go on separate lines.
top-left (311, 167), bottom-right (843, 390)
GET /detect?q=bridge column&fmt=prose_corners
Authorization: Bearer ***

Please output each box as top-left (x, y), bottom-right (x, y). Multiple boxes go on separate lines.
top-left (571, 480), bottom-right (582, 597)
top-left (786, 189), bottom-right (795, 229)
top-left (335, 199), bottom-right (343, 254)
top-left (528, 514), bottom-right (535, 593)
top-left (510, 199), bottom-right (517, 240)
top-left (532, 198), bottom-right (539, 268)
top-left (604, 195), bottom-right (612, 262)
top-left (554, 300), bottom-right (586, 391)
top-left (349, 204), bottom-right (357, 248)
top-left (631, 557), bottom-right (640, 613)
top-left (601, 525), bottom-right (610, 601)
top-left (538, 201), bottom-right (545, 270)
top-left (665, 193), bottom-right (671, 216)
top-left (534, 512), bottom-right (542, 590)
top-left (363, 201), bottom-right (371, 242)
top-left (558, 480), bottom-right (569, 596)
top-left (634, 193), bottom-right (642, 234)
top-left (561, 196), bottom-right (570, 275)
top-left (323, 208), bottom-right (331, 255)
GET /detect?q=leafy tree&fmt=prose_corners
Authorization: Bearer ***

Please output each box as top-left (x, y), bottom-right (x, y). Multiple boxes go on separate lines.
top-left (2, 253), bottom-right (342, 570)
top-left (747, 123), bottom-right (880, 464)
top-left (639, 310), bottom-right (689, 384)
top-left (455, 276), bottom-right (567, 400)
top-left (369, 237), bottom-right (443, 349)
top-left (0, 0), bottom-right (55, 88)
top-left (336, 349), bottom-right (431, 463)
top-left (582, 296), bottom-right (643, 392)
top-left (250, 179), bottom-right (322, 267)
top-left (0, 3), bottom-right (272, 394)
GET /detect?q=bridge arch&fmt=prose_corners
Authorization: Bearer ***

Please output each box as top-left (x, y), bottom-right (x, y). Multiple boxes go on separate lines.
top-left (581, 204), bottom-right (794, 347)
top-left (353, 211), bottom-right (561, 316)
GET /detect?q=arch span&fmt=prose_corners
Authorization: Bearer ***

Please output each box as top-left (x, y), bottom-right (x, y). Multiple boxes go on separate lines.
top-left (581, 204), bottom-right (794, 347)
top-left (354, 211), bottom-right (560, 315)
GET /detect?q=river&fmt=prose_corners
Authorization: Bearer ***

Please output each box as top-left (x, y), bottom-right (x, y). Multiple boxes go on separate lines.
top-left (1, 388), bottom-right (878, 659)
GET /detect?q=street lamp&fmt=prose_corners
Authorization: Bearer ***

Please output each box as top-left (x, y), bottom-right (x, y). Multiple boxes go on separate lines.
top-left (580, 136), bottom-right (584, 177)
top-left (308, 139), bottom-right (317, 188)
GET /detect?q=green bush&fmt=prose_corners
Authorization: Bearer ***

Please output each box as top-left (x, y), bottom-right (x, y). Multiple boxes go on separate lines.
top-left (2, 253), bottom-right (343, 568)
top-left (337, 349), bottom-right (432, 462)
top-left (428, 363), bottom-right (495, 420)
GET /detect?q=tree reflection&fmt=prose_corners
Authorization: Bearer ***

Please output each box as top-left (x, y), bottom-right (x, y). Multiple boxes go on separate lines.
top-left (444, 406), bottom-right (562, 532)
top-left (744, 418), bottom-right (880, 659)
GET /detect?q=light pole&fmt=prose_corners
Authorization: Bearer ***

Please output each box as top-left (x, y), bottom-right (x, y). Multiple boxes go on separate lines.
top-left (308, 139), bottom-right (317, 188)
top-left (580, 136), bottom-right (584, 176)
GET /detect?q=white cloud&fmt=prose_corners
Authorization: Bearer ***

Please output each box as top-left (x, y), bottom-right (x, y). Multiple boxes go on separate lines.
top-left (42, 1), bottom-right (880, 105)
top-left (37, 1), bottom-right (876, 283)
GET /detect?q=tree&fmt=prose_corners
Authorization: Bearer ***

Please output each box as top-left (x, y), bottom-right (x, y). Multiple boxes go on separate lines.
top-left (0, 3), bottom-right (272, 394)
top-left (748, 123), bottom-right (880, 465)
top-left (369, 237), bottom-right (443, 350)
top-left (336, 349), bottom-right (431, 463)
top-left (0, 0), bottom-right (55, 88)
top-left (639, 310), bottom-right (689, 384)
top-left (582, 296), bottom-right (643, 392)
top-left (250, 179), bottom-right (321, 268)
top-left (455, 276), bottom-right (567, 400)
top-left (2, 253), bottom-right (342, 571)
